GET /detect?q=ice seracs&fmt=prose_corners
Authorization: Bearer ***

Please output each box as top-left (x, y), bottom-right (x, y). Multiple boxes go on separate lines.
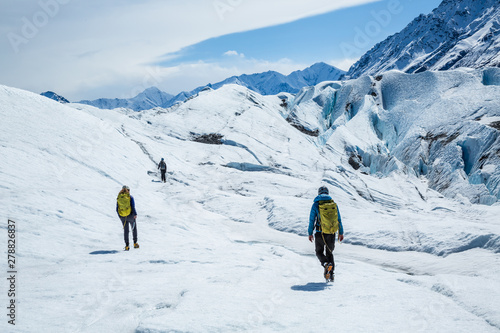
top-left (288, 68), bottom-right (500, 205)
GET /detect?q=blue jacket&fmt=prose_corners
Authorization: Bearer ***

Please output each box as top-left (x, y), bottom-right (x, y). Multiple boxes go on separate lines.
top-left (308, 194), bottom-right (343, 236)
top-left (116, 195), bottom-right (137, 217)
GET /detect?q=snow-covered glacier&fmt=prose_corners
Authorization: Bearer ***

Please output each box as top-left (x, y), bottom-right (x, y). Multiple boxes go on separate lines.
top-left (1, 79), bottom-right (500, 332)
top-left (288, 67), bottom-right (500, 205)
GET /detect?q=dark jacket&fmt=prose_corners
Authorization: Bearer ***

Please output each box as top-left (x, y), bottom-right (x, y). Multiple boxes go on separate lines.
top-left (158, 161), bottom-right (167, 171)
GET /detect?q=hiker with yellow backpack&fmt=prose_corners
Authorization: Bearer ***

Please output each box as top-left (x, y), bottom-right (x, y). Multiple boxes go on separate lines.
top-left (116, 185), bottom-right (139, 251)
top-left (308, 186), bottom-right (344, 281)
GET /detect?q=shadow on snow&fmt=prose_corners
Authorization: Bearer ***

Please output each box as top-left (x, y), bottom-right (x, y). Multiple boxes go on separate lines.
top-left (291, 282), bottom-right (330, 292)
top-left (89, 250), bottom-right (120, 255)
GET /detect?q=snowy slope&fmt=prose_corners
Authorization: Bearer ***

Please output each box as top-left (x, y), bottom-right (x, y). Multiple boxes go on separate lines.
top-left (1, 83), bottom-right (500, 332)
top-left (77, 62), bottom-right (345, 111)
top-left (347, 0), bottom-right (500, 78)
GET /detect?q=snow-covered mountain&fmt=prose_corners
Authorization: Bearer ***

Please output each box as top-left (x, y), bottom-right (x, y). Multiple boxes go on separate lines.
top-left (1, 68), bottom-right (500, 331)
top-left (208, 62), bottom-right (345, 96)
top-left (347, 0), bottom-right (500, 78)
top-left (78, 86), bottom-right (173, 111)
top-left (41, 90), bottom-right (70, 103)
top-left (77, 62), bottom-right (345, 111)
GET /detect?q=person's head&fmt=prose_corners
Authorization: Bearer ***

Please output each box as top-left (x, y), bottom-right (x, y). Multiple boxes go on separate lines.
top-left (120, 185), bottom-right (130, 194)
top-left (161, 158), bottom-right (164, 161)
top-left (318, 186), bottom-right (329, 196)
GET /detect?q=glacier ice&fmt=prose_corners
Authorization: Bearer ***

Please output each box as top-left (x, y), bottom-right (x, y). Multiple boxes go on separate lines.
top-left (290, 68), bottom-right (500, 204)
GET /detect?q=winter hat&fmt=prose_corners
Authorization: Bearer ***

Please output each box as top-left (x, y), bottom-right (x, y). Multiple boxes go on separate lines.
top-left (318, 186), bottom-right (329, 195)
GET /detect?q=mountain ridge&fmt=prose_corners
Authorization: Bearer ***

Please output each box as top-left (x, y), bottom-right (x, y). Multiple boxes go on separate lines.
top-left (347, 0), bottom-right (500, 78)
top-left (76, 62), bottom-right (345, 111)
top-left (41, 91), bottom-right (70, 104)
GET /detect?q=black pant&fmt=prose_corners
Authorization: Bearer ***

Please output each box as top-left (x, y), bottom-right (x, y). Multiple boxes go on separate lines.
top-left (315, 232), bottom-right (336, 269)
top-left (120, 215), bottom-right (138, 246)
top-left (160, 170), bottom-right (166, 182)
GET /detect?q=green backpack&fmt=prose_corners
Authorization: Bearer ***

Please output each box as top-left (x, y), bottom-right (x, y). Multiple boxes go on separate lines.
top-left (117, 192), bottom-right (132, 217)
top-left (318, 200), bottom-right (339, 234)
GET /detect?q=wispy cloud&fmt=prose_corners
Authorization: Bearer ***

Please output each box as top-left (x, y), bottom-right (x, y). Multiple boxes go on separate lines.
top-left (328, 58), bottom-right (360, 72)
top-left (224, 50), bottom-right (245, 58)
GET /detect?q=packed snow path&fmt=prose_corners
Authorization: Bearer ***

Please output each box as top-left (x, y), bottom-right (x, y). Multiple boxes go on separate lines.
top-left (1, 84), bottom-right (499, 332)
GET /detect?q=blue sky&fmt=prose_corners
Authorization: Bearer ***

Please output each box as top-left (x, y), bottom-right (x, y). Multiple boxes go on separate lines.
top-left (0, 0), bottom-right (442, 100)
top-left (159, 0), bottom-right (442, 71)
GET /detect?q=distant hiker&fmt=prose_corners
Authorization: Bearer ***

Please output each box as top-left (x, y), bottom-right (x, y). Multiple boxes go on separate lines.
top-left (308, 186), bottom-right (344, 281)
top-left (158, 158), bottom-right (167, 183)
top-left (116, 185), bottom-right (139, 251)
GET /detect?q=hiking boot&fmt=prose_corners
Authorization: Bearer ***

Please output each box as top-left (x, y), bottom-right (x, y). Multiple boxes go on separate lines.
top-left (324, 262), bottom-right (334, 281)
top-left (134, 243), bottom-right (139, 249)
top-left (124, 245), bottom-right (130, 251)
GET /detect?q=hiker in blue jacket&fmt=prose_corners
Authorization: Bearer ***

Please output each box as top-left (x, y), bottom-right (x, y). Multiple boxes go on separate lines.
top-left (308, 186), bottom-right (344, 278)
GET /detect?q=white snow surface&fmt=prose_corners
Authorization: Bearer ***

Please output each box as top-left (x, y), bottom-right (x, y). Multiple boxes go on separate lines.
top-left (1, 79), bottom-right (500, 332)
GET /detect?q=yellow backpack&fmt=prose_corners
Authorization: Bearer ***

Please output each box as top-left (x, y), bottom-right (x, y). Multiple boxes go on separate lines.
top-left (117, 192), bottom-right (132, 217)
top-left (318, 200), bottom-right (339, 234)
